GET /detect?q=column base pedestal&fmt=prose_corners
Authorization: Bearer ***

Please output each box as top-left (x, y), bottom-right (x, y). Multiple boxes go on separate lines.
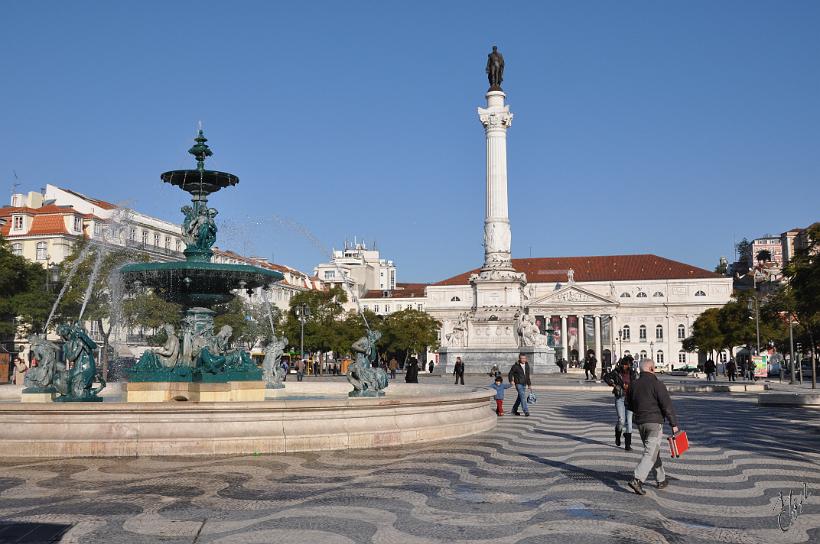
top-left (439, 346), bottom-right (556, 375)
top-left (125, 381), bottom-right (266, 402)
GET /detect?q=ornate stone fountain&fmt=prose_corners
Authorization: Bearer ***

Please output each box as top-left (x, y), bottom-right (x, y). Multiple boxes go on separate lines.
top-left (120, 131), bottom-right (284, 401)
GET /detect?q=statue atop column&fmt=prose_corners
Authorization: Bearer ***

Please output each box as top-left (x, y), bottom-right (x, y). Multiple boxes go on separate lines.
top-left (486, 45), bottom-right (505, 91)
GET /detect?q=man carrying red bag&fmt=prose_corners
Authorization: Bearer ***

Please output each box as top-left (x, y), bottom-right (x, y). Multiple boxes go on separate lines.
top-left (626, 358), bottom-right (679, 495)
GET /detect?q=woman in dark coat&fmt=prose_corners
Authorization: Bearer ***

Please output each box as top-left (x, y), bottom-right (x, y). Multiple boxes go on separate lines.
top-left (405, 357), bottom-right (420, 383)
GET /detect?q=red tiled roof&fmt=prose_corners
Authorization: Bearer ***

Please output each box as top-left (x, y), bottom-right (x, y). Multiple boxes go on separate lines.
top-left (362, 282), bottom-right (429, 299)
top-left (0, 204), bottom-right (75, 216)
top-left (28, 215), bottom-right (70, 235)
top-left (434, 255), bottom-right (720, 286)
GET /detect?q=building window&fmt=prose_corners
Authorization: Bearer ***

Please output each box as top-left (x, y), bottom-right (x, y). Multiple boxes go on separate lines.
top-left (636, 292), bottom-right (647, 298)
top-left (12, 216), bottom-right (23, 230)
top-left (720, 351), bottom-right (728, 363)
top-left (75, 217), bottom-right (83, 232)
top-left (678, 351), bottom-right (687, 363)
top-left (36, 242), bottom-right (47, 260)
top-left (639, 325), bottom-right (647, 341)
top-left (374, 305), bottom-right (379, 313)
top-left (620, 292), bottom-right (631, 298)
top-left (417, 304), bottom-right (423, 311)
top-left (176, 240), bottom-right (182, 252)
top-left (656, 350), bottom-right (664, 364)
top-left (640, 350), bottom-right (647, 359)
top-left (164, 236), bottom-right (171, 250)
top-left (621, 325), bottom-right (630, 340)
top-left (385, 305), bottom-right (390, 313)
top-left (94, 222), bottom-right (101, 236)
top-left (451, 296), bottom-right (461, 302)
top-left (324, 270), bottom-right (335, 280)
top-left (694, 290), bottom-right (706, 297)
top-left (653, 291), bottom-right (664, 297)
top-left (363, 305), bottom-right (368, 311)
top-left (153, 233), bottom-right (160, 246)
top-left (142, 231), bottom-right (148, 245)
top-left (677, 324), bottom-right (686, 339)
top-left (11, 243), bottom-right (22, 256)
top-left (655, 325), bottom-right (663, 340)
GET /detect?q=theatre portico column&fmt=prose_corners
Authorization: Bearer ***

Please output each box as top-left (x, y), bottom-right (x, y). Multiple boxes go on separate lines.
top-left (560, 315), bottom-right (568, 359)
top-left (578, 316), bottom-right (585, 358)
top-left (594, 315), bottom-right (602, 367)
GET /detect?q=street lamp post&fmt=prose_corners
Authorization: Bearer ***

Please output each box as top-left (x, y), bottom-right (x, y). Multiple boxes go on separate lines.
top-left (650, 341), bottom-right (655, 363)
top-left (295, 304), bottom-right (310, 369)
top-left (789, 314), bottom-right (795, 385)
top-left (617, 330), bottom-right (623, 360)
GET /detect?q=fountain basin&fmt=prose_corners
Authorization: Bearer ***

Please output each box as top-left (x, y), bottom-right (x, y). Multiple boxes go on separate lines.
top-left (120, 261), bottom-right (283, 305)
top-left (0, 383), bottom-right (496, 457)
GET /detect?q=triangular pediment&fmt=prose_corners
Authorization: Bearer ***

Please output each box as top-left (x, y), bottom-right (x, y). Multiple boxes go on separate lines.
top-left (532, 284), bottom-right (617, 306)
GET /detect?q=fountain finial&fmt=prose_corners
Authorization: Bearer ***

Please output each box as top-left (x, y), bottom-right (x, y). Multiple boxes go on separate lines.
top-left (188, 129), bottom-right (213, 172)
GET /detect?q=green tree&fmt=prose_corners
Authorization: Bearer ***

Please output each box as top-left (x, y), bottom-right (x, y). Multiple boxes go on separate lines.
top-left (121, 291), bottom-right (182, 345)
top-left (783, 223), bottom-right (820, 365)
top-left (281, 287), bottom-right (348, 358)
top-left (0, 235), bottom-right (55, 343)
top-left (756, 249), bottom-right (772, 263)
top-left (213, 297), bottom-right (281, 350)
top-left (379, 309), bottom-right (441, 364)
top-left (736, 238), bottom-right (753, 266)
top-left (683, 308), bottom-right (723, 359)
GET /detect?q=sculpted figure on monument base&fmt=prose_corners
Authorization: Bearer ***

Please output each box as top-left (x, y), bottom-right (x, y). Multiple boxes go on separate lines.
top-left (263, 335), bottom-right (288, 388)
top-left (486, 45), bottom-right (505, 90)
top-left (347, 329), bottom-right (388, 397)
top-left (22, 335), bottom-right (60, 392)
top-left (54, 323), bottom-right (106, 402)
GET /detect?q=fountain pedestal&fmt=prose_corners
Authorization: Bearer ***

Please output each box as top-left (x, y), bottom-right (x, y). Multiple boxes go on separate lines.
top-left (125, 380), bottom-right (266, 402)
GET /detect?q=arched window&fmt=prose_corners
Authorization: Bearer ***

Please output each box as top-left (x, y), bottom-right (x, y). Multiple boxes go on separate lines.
top-left (694, 290), bottom-right (706, 297)
top-left (450, 296), bottom-right (461, 302)
top-left (620, 292), bottom-right (631, 298)
top-left (653, 291), bottom-right (664, 297)
top-left (639, 325), bottom-right (647, 341)
top-left (11, 243), bottom-right (22, 256)
top-left (677, 324), bottom-right (686, 339)
top-left (636, 292), bottom-right (648, 298)
top-left (655, 325), bottom-right (663, 340)
top-left (678, 351), bottom-right (687, 363)
top-left (656, 350), bottom-right (664, 364)
top-left (640, 350), bottom-right (647, 359)
top-left (621, 325), bottom-right (630, 340)
top-left (36, 242), bottom-right (47, 260)
top-left (624, 350), bottom-right (631, 356)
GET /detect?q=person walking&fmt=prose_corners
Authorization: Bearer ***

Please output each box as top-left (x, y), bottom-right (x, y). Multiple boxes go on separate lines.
top-left (603, 357), bottom-right (639, 450)
top-left (704, 358), bottom-right (717, 382)
top-left (508, 353), bottom-right (532, 416)
top-left (405, 357), bottom-right (420, 383)
top-left (584, 350), bottom-right (598, 381)
top-left (388, 357), bottom-right (398, 379)
top-left (296, 359), bottom-right (305, 382)
top-left (453, 357), bottom-right (465, 385)
top-left (489, 376), bottom-right (512, 416)
top-left (428, 360), bottom-right (435, 374)
top-left (627, 359), bottom-right (679, 495)
top-left (726, 358), bottom-right (737, 382)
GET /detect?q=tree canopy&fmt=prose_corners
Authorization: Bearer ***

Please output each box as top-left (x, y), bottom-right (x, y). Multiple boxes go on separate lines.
top-left (0, 235), bottom-right (55, 342)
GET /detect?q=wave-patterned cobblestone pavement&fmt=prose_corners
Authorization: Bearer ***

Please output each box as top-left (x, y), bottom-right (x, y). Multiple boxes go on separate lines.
top-left (1, 391), bottom-right (818, 543)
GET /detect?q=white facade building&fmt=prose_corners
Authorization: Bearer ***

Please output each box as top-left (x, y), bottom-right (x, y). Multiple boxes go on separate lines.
top-left (313, 241), bottom-right (396, 309)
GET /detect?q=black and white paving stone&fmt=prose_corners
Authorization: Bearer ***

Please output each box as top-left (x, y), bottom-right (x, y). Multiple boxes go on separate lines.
top-left (0, 391), bottom-right (818, 543)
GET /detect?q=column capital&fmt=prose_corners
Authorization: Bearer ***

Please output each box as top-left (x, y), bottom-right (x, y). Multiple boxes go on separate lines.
top-left (478, 106), bottom-right (513, 129)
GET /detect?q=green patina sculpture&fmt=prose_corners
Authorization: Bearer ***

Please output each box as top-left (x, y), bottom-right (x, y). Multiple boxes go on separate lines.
top-left (23, 325), bottom-right (105, 402)
top-left (121, 130), bottom-right (282, 385)
top-left (347, 329), bottom-right (388, 397)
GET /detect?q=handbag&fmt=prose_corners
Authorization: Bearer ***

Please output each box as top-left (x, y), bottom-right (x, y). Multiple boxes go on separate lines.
top-left (668, 430), bottom-right (689, 458)
top-left (526, 391), bottom-right (537, 404)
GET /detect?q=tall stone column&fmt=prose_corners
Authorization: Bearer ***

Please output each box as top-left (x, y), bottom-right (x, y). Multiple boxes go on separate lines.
top-left (478, 91), bottom-right (515, 274)
top-left (578, 316), bottom-right (585, 359)
top-left (594, 315), bottom-right (602, 367)
top-left (561, 315), bottom-right (568, 359)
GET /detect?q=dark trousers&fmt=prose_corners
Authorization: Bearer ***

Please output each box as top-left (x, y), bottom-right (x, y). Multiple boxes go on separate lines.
top-left (728, 371), bottom-right (736, 382)
top-left (455, 373), bottom-right (464, 385)
top-left (390, 369), bottom-right (396, 379)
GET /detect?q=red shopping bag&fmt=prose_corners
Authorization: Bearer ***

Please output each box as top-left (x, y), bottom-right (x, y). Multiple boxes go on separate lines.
top-left (668, 431), bottom-right (689, 458)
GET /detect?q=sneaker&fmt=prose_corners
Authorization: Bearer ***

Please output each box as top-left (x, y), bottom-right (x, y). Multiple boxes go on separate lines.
top-left (524, 413), bottom-right (530, 417)
top-left (513, 412), bottom-right (521, 416)
top-left (628, 478), bottom-right (646, 495)
top-left (657, 480), bottom-right (669, 489)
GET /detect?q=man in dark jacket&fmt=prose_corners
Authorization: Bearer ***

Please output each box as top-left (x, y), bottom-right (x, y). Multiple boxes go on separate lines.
top-left (405, 358), bottom-right (419, 383)
top-left (508, 353), bottom-right (532, 416)
top-left (603, 356), bottom-right (639, 450)
top-left (453, 357), bottom-right (465, 385)
top-left (626, 358), bottom-right (679, 495)
top-left (704, 359), bottom-right (717, 382)
top-left (583, 351), bottom-right (597, 381)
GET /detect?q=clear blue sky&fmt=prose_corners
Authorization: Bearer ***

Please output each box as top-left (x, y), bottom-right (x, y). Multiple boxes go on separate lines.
top-left (2, 1), bottom-right (818, 282)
